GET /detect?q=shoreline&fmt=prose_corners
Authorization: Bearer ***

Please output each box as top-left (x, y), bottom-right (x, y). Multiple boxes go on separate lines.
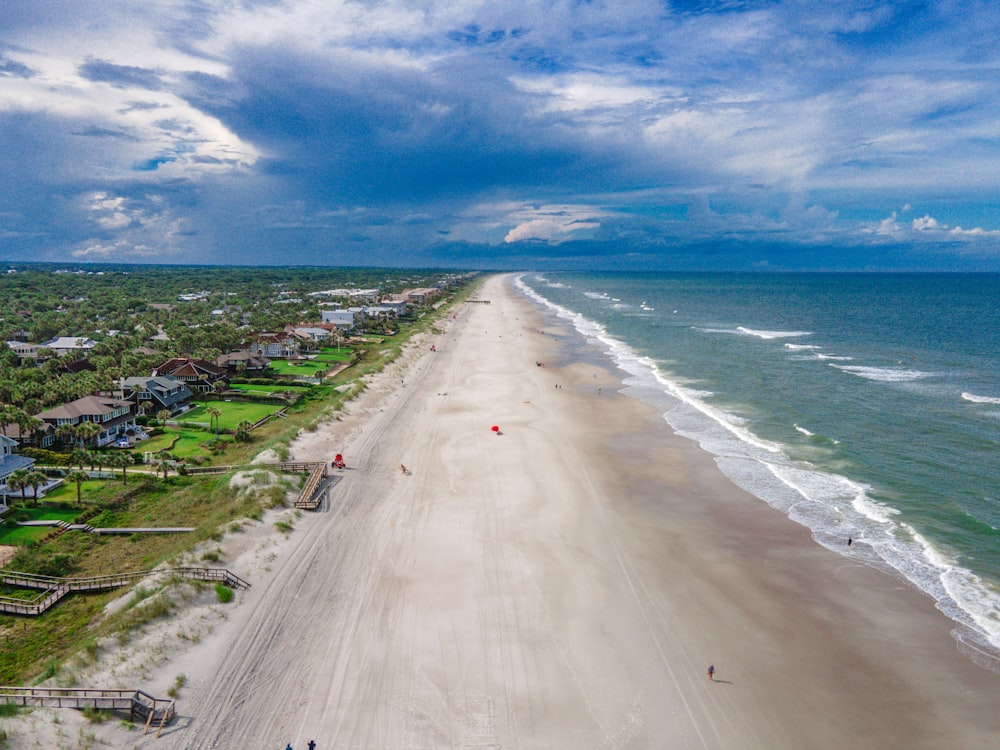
top-left (5, 273), bottom-right (999, 748)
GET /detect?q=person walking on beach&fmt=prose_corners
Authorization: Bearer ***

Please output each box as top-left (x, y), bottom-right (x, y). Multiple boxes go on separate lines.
top-left (401, 464), bottom-right (407, 475)
top-left (308, 741), bottom-right (316, 750)
top-left (707, 665), bottom-right (715, 681)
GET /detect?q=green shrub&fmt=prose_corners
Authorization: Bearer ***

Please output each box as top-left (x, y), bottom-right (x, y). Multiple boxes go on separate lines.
top-left (214, 584), bottom-right (234, 604)
top-left (19, 447), bottom-right (69, 466)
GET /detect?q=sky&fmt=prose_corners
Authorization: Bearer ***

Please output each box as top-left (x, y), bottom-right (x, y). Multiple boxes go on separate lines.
top-left (2, 0), bottom-right (1000, 270)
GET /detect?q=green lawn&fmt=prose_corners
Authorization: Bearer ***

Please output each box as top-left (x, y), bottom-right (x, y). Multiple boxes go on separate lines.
top-left (266, 359), bottom-right (329, 377)
top-left (0, 506), bottom-right (84, 546)
top-left (139, 429), bottom-right (222, 459)
top-left (228, 383), bottom-right (312, 396)
top-left (174, 400), bottom-right (281, 430)
top-left (41, 480), bottom-right (105, 504)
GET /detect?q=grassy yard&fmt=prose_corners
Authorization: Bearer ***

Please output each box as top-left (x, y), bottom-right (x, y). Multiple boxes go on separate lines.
top-left (139, 429), bottom-right (226, 459)
top-left (174, 400), bottom-right (282, 431)
top-left (228, 383), bottom-right (312, 396)
top-left (0, 506), bottom-right (85, 545)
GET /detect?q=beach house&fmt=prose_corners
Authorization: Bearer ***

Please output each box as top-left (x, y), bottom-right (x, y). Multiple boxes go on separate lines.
top-left (36, 395), bottom-right (136, 448)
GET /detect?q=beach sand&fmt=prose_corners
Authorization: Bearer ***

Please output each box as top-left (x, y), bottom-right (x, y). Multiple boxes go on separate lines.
top-left (6, 273), bottom-right (999, 749)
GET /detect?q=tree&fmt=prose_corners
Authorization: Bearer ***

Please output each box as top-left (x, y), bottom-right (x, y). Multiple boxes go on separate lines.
top-left (105, 451), bottom-right (132, 485)
top-left (7, 469), bottom-right (29, 504)
top-left (206, 406), bottom-right (222, 435)
top-left (76, 421), bottom-right (101, 448)
top-left (65, 470), bottom-right (89, 504)
top-left (56, 422), bottom-right (79, 448)
top-left (157, 409), bottom-right (170, 427)
top-left (26, 470), bottom-right (48, 504)
top-left (233, 420), bottom-right (253, 443)
top-left (70, 448), bottom-right (92, 470)
top-left (153, 449), bottom-right (173, 482)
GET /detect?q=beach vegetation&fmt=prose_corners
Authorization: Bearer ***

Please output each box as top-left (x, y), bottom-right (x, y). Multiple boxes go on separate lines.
top-left (214, 583), bottom-right (234, 603)
top-left (0, 266), bottom-right (478, 686)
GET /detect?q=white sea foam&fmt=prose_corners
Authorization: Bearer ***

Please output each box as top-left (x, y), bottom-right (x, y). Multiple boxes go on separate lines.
top-left (737, 326), bottom-right (812, 339)
top-left (962, 392), bottom-right (1000, 405)
top-left (793, 423), bottom-right (814, 436)
top-left (832, 365), bottom-right (932, 382)
top-left (815, 353), bottom-right (853, 361)
top-left (784, 343), bottom-right (820, 350)
top-left (517, 274), bottom-right (1000, 666)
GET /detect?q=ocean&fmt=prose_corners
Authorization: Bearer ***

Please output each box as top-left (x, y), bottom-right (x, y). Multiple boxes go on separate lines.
top-left (517, 272), bottom-right (1000, 668)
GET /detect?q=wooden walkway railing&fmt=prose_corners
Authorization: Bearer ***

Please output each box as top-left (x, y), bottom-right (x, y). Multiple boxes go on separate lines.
top-left (0, 567), bottom-right (250, 617)
top-left (0, 686), bottom-right (175, 736)
top-left (182, 461), bottom-right (331, 509)
top-left (293, 462), bottom-right (329, 509)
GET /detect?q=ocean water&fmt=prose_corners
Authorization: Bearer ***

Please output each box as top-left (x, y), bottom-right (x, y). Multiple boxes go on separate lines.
top-left (517, 272), bottom-right (1000, 667)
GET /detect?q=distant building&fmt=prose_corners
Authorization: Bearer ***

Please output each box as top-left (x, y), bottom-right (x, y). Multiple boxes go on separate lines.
top-left (216, 350), bottom-right (271, 374)
top-left (39, 336), bottom-right (98, 356)
top-left (400, 287), bottom-right (442, 305)
top-left (152, 357), bottom-right (228, 392)
top-left (320, 309), bottom-right (358, 329)
top-left (249, 332), bottom-right (303, 359)
top-left (5, 341), bottom-right (40, 361)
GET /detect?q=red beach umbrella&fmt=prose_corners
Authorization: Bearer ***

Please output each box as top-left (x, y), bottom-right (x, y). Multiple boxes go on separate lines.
top-left (491, 425), bottom-right (499, 432)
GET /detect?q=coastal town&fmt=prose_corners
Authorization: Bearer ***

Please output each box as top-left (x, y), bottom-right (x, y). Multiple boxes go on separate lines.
top-left (0, 265), bottom-right (475, 701)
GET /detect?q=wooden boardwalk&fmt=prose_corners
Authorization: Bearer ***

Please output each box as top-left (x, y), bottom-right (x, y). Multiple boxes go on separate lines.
top-left (183, 460), bottom-right (332, 508)
top-left (0, 686), bottom-right (175, 736)
top-left (0, 567), bottom-right (250, 617)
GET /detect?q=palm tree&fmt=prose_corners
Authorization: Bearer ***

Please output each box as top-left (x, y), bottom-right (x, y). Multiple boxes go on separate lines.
top-left (233, 420), bottom-right (253, 443)
top-left (26, 470), bottom-right (48, 505)
top-left (105, 451), bottom-right (132, 485)
top-left (56, 422), bottom-right (79, 448)
top-left (76, 421), bottom-right (102, 448)
top-left (65, 470), bottom-right (89, 504)
top-left (7, 469), bottom-right (29, 504)
top-left (70, 448), bottom-right (92, 470)
top-left (157, 409), bottom-right (170, 427)
top-left (206, 406), bottom-right (222, 435)
top-left (153, 449), bottom-right (173, 482)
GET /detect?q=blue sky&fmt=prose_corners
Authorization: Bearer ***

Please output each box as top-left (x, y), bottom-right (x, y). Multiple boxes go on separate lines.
top-left (2, 0), bottom-right (1000, 270)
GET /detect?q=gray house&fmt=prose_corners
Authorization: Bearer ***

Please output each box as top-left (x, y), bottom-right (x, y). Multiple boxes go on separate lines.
top-left (123, 375), bottom-right (194, 416)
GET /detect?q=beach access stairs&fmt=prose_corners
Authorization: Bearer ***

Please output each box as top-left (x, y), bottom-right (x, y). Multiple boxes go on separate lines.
top-left (183, 460), bottom-right (331, 509)
top-left (0, 686), bottom-right (175, 737)
top-left (0, 567), bottom-right (250, 617)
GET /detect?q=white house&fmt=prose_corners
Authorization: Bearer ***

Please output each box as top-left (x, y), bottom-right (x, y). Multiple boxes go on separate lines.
top-left (39, 336), bottom-right (98, 355)
top-left (320, 309), bottom-right (358, 329)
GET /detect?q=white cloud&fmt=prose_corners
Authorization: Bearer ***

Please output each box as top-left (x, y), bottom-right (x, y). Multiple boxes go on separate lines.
top-left (501, 203), bottom-right (607, 244)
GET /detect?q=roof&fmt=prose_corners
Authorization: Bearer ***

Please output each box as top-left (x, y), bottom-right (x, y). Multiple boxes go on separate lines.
top-left (154, 357), bottom-right (227, 379)
top-left (0, 453), bottom-right (35, 479)
top-left (38, 395), bottom-right (133, 421)
top-left (1, 423), bottom-right (55, 440)
top-left (40, 336), bottom-right (97, 350)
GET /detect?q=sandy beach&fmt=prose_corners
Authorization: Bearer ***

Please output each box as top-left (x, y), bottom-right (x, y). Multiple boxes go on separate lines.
top-left (7, 273), bottom-right (1000, 749)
